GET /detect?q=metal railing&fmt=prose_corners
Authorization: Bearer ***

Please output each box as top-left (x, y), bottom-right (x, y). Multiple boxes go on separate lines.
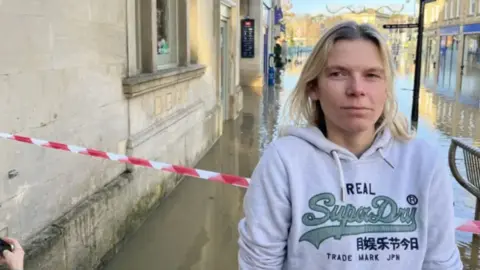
top-left (448, 138), bottom-right (480, 219)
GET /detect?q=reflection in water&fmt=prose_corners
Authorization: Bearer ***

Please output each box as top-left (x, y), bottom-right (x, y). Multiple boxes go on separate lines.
top-left (104, 53), bottom-right (480, 269)
top-left (419, 87), bottom-right (480, 146)
top-left (259, 86), bottom-right (280, 153)
top-left (459, 235), bottom-right (480, 270)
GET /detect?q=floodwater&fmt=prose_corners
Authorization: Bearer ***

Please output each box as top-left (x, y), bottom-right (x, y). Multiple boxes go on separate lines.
top-left (104, 55), bottom-right (480, 269)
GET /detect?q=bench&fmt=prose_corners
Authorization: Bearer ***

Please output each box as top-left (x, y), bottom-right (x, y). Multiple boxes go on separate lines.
top-left (448, 138), bottom-right (480, 219)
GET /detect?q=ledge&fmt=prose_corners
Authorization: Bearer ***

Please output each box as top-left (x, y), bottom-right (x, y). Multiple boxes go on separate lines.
top-left (128, 101), bottom-right (204, 148)
top-left (221, 0), bottom-right (237, 7)
top-left (123, 64), bottom-right (206, 99)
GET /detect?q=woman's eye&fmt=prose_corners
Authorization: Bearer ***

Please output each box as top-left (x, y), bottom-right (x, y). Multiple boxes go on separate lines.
top-left (329, 71), bottom-right (345, 77)
top-left (367, 73), bottom-right (380, 78)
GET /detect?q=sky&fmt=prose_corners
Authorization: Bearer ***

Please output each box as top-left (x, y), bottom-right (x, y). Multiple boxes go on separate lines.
top-left (290, 0), bottom-right (416, 16)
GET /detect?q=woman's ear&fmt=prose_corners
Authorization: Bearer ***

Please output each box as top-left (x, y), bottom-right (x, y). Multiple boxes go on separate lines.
top-left (307, 80), bottom-right (319, 101)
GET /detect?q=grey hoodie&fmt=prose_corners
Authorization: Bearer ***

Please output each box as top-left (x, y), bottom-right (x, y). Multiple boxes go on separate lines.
top-left (238, 126), bottom-right (462, 270)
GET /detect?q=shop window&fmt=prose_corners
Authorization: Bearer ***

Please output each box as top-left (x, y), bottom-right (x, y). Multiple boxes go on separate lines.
top-left (157, 0), bottom-right (178, 68)
top-left (469, 0), bottom-right (476, 15)
top-left (125, 0), bottom-right (191, 76)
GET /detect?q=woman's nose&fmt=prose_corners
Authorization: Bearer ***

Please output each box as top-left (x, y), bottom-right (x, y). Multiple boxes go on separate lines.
top-left (346, 75), bottom-right (366, 96)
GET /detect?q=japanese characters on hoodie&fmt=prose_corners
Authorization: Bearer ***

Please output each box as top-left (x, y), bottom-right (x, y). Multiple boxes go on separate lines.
top-left (238, 126), bottom-right (462, 270)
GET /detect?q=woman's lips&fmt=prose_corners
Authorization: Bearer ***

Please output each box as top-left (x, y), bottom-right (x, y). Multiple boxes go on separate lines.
top-left (341, 106), bottom-right (372, 111)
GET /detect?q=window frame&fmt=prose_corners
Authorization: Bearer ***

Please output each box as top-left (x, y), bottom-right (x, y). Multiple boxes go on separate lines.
top-left (131, 0), bottom-right (190, 75)
top-left (445, 0), bottom-right (449, 20)
top-left (456, 0), bottom-right (460, 17)
top-left (469, 0), bottom-right (476, 15)
top-left (450, 0), bottom-right (454, 19)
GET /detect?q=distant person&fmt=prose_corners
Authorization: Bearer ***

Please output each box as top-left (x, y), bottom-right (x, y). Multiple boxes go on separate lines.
top-left (0, 237), bottom-right (24, 270)
top-left (273, 36), bottom-right (284, 70)
top-left (238, 21), bottom-right (462, 269)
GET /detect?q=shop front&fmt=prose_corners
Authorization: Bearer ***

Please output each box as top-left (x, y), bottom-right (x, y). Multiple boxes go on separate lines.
top-left (437, 26), bottom-right (460, 98)
top-left (460, 23), bottom-right (480, 103)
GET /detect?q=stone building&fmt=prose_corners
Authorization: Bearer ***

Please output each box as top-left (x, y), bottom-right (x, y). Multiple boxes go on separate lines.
top-left (239, 0), bottom-right (278, 88)
top-left (423, 0), bottom-right (480, 104)
top-left (418, 0), bottom-right (480, 146)
top-left (0, 0), bottom-right (248, 268)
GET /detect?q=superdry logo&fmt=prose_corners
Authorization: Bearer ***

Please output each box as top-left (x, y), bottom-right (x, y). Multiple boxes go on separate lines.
top-left (299, 192), bottom-right (418, 248)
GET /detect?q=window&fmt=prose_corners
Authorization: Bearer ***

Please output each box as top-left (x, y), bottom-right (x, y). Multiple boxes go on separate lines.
top-left (450, 0), bottom-right (454, 18)
top-left (445, 0), bottom-right (449, 19)
top-left (156, 0), bottom-right (178, 68)
top-left (469, 0), bottom-right (476, 15)
top-left (456, 0), bottom-right (460, 17)
top-left (435, 5), bottom-right (439, 21)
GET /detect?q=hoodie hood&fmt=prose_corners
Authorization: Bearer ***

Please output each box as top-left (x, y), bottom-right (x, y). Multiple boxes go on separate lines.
top-left (285, 125), bottom-right (395, 201)
top-left (285, 125), bottom-right (394, 161)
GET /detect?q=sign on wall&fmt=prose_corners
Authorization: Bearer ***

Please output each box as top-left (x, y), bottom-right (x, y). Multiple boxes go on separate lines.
top-left (241, 19), bottom-right (255, 58)
top-left (274, 6), bottom-right (283, 25)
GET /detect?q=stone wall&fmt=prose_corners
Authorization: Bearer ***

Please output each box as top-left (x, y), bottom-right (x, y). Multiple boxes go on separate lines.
top-left (0, 0), bottom-right (129, 242)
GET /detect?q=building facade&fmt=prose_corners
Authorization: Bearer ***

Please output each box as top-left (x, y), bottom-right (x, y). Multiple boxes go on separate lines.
top-left (0, 0), bottom-right (245, 268)
top-left (423, 0), bottom-right (480, 104)
top-left (323, 9), bottom-right (392, 37)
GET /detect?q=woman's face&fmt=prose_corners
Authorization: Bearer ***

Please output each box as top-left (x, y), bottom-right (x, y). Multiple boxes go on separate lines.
top-left (309, 39), bottom-right (388, 135)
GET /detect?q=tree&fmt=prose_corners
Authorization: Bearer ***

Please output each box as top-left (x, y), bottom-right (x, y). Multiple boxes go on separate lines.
top-left (285, 13), bottom-right (325, 47)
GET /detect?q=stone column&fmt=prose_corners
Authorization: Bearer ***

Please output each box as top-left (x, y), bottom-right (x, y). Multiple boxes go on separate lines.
top-left (229, 0), bottom-right (244, 120)
top-left (126, 0), bottom-right (140, 76)
top-left (139, 0), bottom-right (157, 73)
top-left (239, 0), bottom-right (265, 87)
top-left (178, 0), bottom-right (190, 66)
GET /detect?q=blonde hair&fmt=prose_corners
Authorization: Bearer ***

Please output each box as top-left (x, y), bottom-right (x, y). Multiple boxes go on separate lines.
top-left (282, 21), bottom-right (413, 141)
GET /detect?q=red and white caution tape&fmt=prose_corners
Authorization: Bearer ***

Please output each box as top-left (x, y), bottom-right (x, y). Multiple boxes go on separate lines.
top-left (0, 132), bottom-right (250, 188)
top-left (455, 217), bottom-right (480, 234)
top-left (2, 132), bottom-right (480, 235)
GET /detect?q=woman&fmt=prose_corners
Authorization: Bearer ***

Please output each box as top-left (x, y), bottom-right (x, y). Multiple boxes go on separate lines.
top-left (0, 237), bottom-right (24, 270)
top-left (238, 21), bottom-right (462, 269)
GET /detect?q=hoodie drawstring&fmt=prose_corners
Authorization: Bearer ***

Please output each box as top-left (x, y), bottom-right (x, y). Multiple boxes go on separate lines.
top-left (378, 148), bottom-right (395, 169)
top-left (331, 151), bottom-right (346, 202)
top-left (331, 148), bottom-right (394, 203)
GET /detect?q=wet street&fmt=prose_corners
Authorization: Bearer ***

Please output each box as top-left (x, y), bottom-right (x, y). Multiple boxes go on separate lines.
top-left (104, 56), bottom-right (480, 269)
